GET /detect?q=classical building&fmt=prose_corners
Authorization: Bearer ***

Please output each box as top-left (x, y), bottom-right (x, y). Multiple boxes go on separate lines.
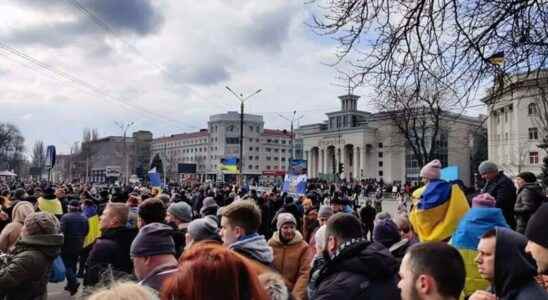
top-left (484, 70), bottom-right (548, 176)
top-left (151, 111), bottom-right (293, 183)
top-left (298, 93), bottom-right (482, 185)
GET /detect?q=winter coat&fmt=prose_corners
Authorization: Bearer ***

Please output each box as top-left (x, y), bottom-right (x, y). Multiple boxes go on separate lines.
top-left (268, 231), bottom-right (313, 300)
top-left (84, 226), bottom-right (138, 287)
top-left (491, 227), bottom-right (548, 300)
top-left (0, 233), bottom-right (63, 300)
top-left (37, 197), bottom-right (63, 216)
top-left (230, 233), bottom-right (274, 267)
top-left (313, 239), bottom-right (401, 300)
top-left (514, 183), bottom-right (544, 233)
top-left (138, 263), bottom-right (179, 293)
top-left (60, 212), bottom-right (89, 256)
top-left (481, 172), bottom-right (517, 228)
top-left (308, 255), bottom-right (328, 300)
top-left (0, 201), bottom-right (34, 252)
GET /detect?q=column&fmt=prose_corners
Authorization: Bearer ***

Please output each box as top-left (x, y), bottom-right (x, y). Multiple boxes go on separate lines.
top-left (353, 146), bottom-right (359, 180)
top-left (335, 148), bottom-right (340, 176)
top-left (362, 145), bottom-right (368, 179)
top-left (340, 147), bottom-right (346, 179)
top-left (320, 148), bottom-right (325, 175)
top-left (305, 150), bottom-right (310, 177)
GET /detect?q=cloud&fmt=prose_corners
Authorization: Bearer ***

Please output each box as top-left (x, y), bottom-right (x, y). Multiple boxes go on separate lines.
top-left (166, 60), bottom-right (231, 86)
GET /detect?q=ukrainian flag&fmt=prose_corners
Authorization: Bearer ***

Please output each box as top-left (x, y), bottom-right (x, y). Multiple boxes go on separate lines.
top-left (450, 208), bottom-right (508, 298)
top-left (409, 180), bottom-right (470, 242)
top-left (84, 214), bottom-right (101, 248)
top-left (219, 157), bottom-right (240, 174)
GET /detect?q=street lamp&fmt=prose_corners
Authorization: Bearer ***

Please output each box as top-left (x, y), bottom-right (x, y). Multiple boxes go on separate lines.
top-left (277, 110), bottom-right (304, 164)
top-left (225, 86), bottom-right (262, 186)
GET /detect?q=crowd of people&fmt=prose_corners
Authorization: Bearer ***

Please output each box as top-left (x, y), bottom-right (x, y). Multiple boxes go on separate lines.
top-left (0, 159), bottom-right (547, 300)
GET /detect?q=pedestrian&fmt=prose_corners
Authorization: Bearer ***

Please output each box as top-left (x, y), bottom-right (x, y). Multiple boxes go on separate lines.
top-left (513, 171), bottom-right (544, 233)
top-left (317, 206), bottom-right (333, 227)
top-left (186, 215), bottom-right (222, 249)
top-left (138, 198), bottom-right (167, 228)
top-left (0, 212), bottom-right (64, 299)
top-left (359, 200), bottom-right (376, 240)
top-left (37, 186), bottom-right (63, 218)
top-left (398, 242), bottom-right (465, 300)
top-left (471, 227), bottom-right (547, 299)
top-left (166, 201), bottom-right (193, 256)
top-left (130, 223), bottom-right (179, 293)
top-left (525, 203), bottom-right (548, 275)
top-left (0, 201), bottom-right (34, 252)
top-left (60, 199), bottom-right (89, 295)
top-left (161, 243), bottom-right (269, 300)
top-left (307, 225), bottom-right (327, 300)
top-left (268, 213), bottom-right (312, 300)
top-left (199, 196), bottom-right (219, 218)
top-left (312, 213), bottom-right (401, 300)
top-left (78, 199), bottom-right (101, 278)
top-left (478, 161), bottom-right (517, 229)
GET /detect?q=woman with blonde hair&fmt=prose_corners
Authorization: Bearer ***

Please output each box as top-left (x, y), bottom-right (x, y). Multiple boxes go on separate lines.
top-left (87, 282), bottom-right (159, 300)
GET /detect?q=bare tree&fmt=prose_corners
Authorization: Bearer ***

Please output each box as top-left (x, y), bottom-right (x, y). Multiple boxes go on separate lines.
top-left (0, 123), bottom-right (26, 175)
top-left (311, 0), bottom-right (548, 105)
top-left (31, 140), bottom-right (47, 171)
top-left (79, 128), bottom-right (100, 182)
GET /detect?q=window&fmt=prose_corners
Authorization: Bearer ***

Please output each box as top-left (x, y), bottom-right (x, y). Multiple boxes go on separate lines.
top-left (281, 140), bottom-right (286, 144)
top-left (249, 147), bottom-right (253, 151)
top-left (274, 165), bottom-right (278, 170)
top-left (249, 126), bottom-right (253, 132)
top-left (281, 157), bottom-right (286, 161)
top-left (274, 149), bottom-right (279, 153)
top-left (256, 139), bottom-right (260, 142)
top-left (249, 156), bottom-right (253, 160)
top-left (505, 132), bottom-right (509, 140)
top-left (378, 143), bottom-right (383, 148)
top-left (255, 147), bottom-right (259, 151)
top-left (504, 110), bottom-right (508, 122)
top-left (378, 161), bottom-right (383, 167)
top-left (266, 165), bottom-right (271, 170)
top-left (529, 103), bottom-right (538, 115)
top-left (529, 152), bottom-right (539, 164)
top-left (378, 170), bottom-right (384, 177)
top-left (248, 165), bottom-right (253, 169)
top-left (249, 138), bottom-right (253, 142)
top-left (336, 116), bottom-right (341, 128)
top-left (378, 152), bottom-right (383, 158)
top-left (226, 137), bottom-right (239, 144)
top-left (266, 156), bottom-right (271, 160)
top-left (274, 157), bottom-right (279, 161)
top-left (281, 149), bottom-right (286, 153)
top-left (266, 148), bottom-right (271, 152)
top-left (529, 127), bottom-right (539, 140)
top-left (267, 139), bottom-right (272, 143)
top-left (255, 165), bottom-right (259, 170)
top-left (255, 156), bottom-right (259, 160)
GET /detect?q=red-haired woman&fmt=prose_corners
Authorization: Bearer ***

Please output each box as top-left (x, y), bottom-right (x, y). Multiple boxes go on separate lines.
top-left (161, 243), bottom-right (269, 300)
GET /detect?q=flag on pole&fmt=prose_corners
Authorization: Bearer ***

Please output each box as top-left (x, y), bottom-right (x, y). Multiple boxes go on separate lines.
top-left (148, 167), bottom-right (162, 187)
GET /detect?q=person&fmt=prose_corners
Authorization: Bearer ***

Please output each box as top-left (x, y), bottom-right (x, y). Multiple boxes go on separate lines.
top-left (302, 207), bottom-right (319, 245)
top-left (374, 187), bottom-right (383, 213)
top-left (0, 212), bottom-right (64, 299)
top-left (449, 193), bottom-right (508, 298)
top-left (259, 272), bottom-right (292, 300)
top-left (0, 200), bottom-right (34, 252)
top-left (268, 213), bottom-right (312, 300)
top-left (478, 161), bottom-right (517, 229)
top-left (359, 200), bottom-right (377, 240)
top-left (398, 242), bottom-right (465, 300)
top-left (130, 223), bottom-right (178, 292)
top-left (313, 213), bottom-right (401, 300)
top-left (199, 196), bottom-right (219, 217)
top-left (219, 200), bottom-right (274, 272)
top-left (87, 282), bottom-right (159, 300)
top-left (84, 202), bottom-right (138, 288)
top-left (513, 171), bottom-right (544, 233)
top-left (392, 214), bottom-right (418, 245)
top-left (308, 225), bottom-right (327, 300)
top-left (60, 199), bottom-right (89, 295)
top-left (161, 243), bottom-right (269, 300)
top-left (138, 198), bottom-right (167, 228)
top-left (166, 201), bottom-right (193, 256)
top-left (471, 227), bottom-right (547, 300)
top-left (525, 203), bottom-right (548, 275)
top-left (373, 217), bottom-right (401, 249)
top-left (79, 199), bottom-right (101, 278)
top-left (186, 215), bottom-right (222, 250)
top-left (37, 186), bottom-right (63, 218)
top-left (317, 206), bottom-right (332, 226)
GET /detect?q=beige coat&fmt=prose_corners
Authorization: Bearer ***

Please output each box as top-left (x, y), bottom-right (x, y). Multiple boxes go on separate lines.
top-left (0, 201), bottom-right (35, 252)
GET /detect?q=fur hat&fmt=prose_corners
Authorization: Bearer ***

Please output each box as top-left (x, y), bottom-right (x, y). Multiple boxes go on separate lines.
top-left (24, 212), bottom-right (60, 235)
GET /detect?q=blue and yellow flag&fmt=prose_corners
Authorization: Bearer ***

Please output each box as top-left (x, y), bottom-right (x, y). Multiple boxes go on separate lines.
top-left (219, 157), bottom-right (240, 174)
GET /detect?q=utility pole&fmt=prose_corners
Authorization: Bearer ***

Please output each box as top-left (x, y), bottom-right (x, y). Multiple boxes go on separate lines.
top-left (115, 121), bottom-right (134, 185)
top-left (277, 111), bottom-right (304, 167)
top-left (225, 86), bottom-right (262, 187)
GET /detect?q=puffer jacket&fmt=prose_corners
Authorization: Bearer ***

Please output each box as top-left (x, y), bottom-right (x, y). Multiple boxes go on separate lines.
top-left (514, 183), bottom-right (544, 233)
top-left (0, 201), bottom-right (34, 252)
top-left (268, 231), bottom-right (312, 300)
top-left (0, 233), bottom-right (63, 300)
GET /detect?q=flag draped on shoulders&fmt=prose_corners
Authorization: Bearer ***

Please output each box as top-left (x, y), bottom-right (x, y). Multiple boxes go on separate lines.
top-left (409, 180), bottom-right (469, 242)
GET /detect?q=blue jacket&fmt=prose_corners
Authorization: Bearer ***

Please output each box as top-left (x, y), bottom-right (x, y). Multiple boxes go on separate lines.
top-left (60, 212), bottom-right (89, 255)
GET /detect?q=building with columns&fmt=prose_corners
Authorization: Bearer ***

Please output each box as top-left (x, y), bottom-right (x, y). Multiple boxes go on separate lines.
top-left (298, 93), bottom-right (483, 185)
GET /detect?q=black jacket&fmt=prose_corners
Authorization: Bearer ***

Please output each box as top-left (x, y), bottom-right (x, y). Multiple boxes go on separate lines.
top-left (60, 212), bottom-right (89, 255)
top-left (482, 172), bottom-right (517, 228)
top-left (492, 227), bottom-right (547, 300)
top-left (313, 239), bottom-right (401, 300)
top-left (84, 226), bottom-right (138, 287)
top-left (514, 183), bottom-right (544, 233)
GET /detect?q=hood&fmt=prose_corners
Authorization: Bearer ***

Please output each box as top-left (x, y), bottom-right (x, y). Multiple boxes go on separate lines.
top-left (519, 183), bottom-right (544, 194)
top-left (451, 208), bottom-right (509, 250)
top-left (12, 201), bottom-right (35, 224)
top-left (494, 227), bottom-right (537, 297)
top-left (16, 233), bottom-right (64, 258)
top-left (318, 239), bottom-right (397, 283)
top-left (230, 234), bottom-right (274, 265)
top-left (269, 230), bottom-right (304, 247)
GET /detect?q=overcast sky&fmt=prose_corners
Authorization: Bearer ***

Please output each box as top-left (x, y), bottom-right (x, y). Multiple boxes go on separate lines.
top-left (1, 0), bottom-right (483, 155)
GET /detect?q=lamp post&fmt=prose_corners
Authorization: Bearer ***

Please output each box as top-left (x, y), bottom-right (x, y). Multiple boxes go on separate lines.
top-left (225, 86), bottom-right (262, 187)
top-left (277, 110), bottom-right (304, 167)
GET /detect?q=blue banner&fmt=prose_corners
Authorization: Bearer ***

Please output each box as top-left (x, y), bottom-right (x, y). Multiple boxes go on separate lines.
top-left (441, 165), bottom-right (459, 181)
top-left (282, 174), bottom-right (308, 195)
top-left (289, 159), bottom-right (307, 175)
top-left (148, 168), bottom-right (162, 187)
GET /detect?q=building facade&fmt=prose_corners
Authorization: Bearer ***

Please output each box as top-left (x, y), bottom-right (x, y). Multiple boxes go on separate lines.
top-left (484, 70), bottom-right (548, 176)
top-left (298, 93), bottom-right (482, 185)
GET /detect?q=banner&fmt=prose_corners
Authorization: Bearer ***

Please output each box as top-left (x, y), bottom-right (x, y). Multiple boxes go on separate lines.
top-left (148, 167), bottom-right (162, 187)
top-left (282, 174), bottom-right (307, 195)
top-left (219, 156), bottom-right (239, 174)
top-left (288, 159), bottom-right (307, 175)
top-left (441, 165), bottom-right (459, 181)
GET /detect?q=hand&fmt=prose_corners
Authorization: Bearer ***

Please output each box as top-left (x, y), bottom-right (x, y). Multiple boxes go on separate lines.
top-left (469, 290), bottom-right (497, 300)
top-left (0, 211), bottom-right (8, 221)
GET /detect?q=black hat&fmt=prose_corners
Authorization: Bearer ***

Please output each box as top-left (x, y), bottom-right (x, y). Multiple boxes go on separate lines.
top-left (525, 203), bottom-right (548, 248)
top-left (517, 172), bottom-right (537, 183)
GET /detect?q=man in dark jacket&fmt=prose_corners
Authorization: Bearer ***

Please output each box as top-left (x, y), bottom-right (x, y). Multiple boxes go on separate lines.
top-left (60, 200), bottom-right (89, 295)
top-left (0, 212), bottom-right (64, 300)
top-left (313, 213), bottom-right (401, 300)
top-left (84, 202), bottom-right (137, 288)
top-left (471, 227), bottom-right (547, 300)
top-left (525, 203), bottom-right (548, 275)
top-left (479, 161), bottom-right (517, 229)
top-left (513, 172), bottom-right (544, 233)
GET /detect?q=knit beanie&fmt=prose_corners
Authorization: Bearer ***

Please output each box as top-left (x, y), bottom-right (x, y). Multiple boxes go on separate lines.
top-left (318, 206), bottom-right (333, 219)
top-left (472, 193), bottom-right (496, 208)
top-left (478, 161), bottom-right (498, 175)
top-left (24, 212), bottom-right (60, 235)
top-left (277, 213), bottom-right (296, 231)
top-left (200, 197), bottom-right (219, 217)
top-left (373, 218), bottom-right (401, 248)
top-left (130, 223), bottom-right (175, 257)
top-left (420, 159), bottom-right (442, 180)
top-left (168, 201), bottom-right (192, 223)
top-left (188, 215), bottom-right (220, 243)
top-left (525, 203), bottom-right (548, 248)
top-left (68, 200), bottom-right (81, 212)
top-left (517, 171), bottom-right (537, 183)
